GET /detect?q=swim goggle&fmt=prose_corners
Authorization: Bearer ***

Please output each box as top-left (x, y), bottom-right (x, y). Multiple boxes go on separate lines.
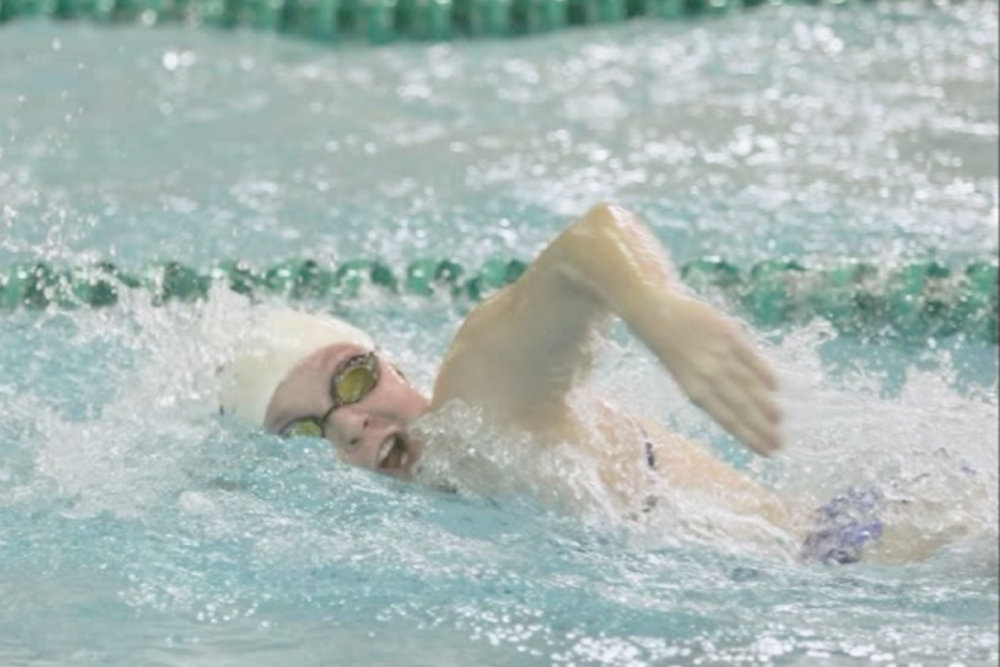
top-left (279, 351), bottom-right (380, 438)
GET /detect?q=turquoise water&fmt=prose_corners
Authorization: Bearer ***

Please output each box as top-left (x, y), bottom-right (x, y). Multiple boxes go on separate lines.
top-left (1, 4), bottom-right (998, 665)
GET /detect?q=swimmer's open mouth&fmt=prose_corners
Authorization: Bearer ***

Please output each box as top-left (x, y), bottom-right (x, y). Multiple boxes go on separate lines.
top-left (376, 433), bottom-right (411, 471)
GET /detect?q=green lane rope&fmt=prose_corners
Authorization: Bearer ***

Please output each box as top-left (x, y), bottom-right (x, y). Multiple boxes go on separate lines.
top-left (0, 0), bottom-right (851, 43)
top-left (1, 257), bottom-right (996, 342)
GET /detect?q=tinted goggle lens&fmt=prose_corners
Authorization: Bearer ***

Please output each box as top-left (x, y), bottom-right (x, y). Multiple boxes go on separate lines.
top-left (283, 419), bottom-right (324, 438)
top-left (334, 360), bottom-right (377, 404)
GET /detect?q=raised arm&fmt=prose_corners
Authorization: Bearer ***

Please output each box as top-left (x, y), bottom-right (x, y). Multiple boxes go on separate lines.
top-left (431, 203), bottom-right (782, 455)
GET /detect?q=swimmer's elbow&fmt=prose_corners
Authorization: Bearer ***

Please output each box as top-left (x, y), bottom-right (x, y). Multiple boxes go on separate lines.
top-left (573, 202), bottom-right (635, 238)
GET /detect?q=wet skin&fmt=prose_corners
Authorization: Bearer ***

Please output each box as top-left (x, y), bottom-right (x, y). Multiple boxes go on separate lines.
top-left (264, 343), bottom-right (429, 480)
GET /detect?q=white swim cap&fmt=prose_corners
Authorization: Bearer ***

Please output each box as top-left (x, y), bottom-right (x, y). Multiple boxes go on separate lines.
top-left (219, 308), bottom-right (374, 428)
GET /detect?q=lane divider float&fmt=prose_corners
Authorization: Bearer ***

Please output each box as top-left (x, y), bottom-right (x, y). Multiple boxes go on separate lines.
top-left (0, 0), bottom-right (852, 43)
top-left (1, 257), bottom-right (995, 342)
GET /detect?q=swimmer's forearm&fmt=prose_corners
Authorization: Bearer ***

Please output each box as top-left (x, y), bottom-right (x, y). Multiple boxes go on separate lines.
top-left (543, 203), bottom-right (694, 363)
top-left (545, 203), bottom-right (782, 454)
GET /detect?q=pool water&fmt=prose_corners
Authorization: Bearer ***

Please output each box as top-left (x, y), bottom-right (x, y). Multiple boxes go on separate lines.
top-left (1, 3), bottom-right (998, 665)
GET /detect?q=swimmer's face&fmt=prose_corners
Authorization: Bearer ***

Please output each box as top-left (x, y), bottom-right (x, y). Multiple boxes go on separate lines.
top-left (264, 343), bottom-right (429, 480)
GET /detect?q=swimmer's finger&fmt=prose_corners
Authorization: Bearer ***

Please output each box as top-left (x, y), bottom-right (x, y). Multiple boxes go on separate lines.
top-left (697, 391), bottom-right (778, 456)
top-left (727, 360), bottom-right (783, 425)
top-left (708, 376), bottom-right (782, 455)
top-left (723, 391), bottom-right (781, 454)
top-left (734, 338), bottom-right (778, 391)
top-left (685, 375), bottom-right (778, 455)
top-left (735, 389), bottom-right (782, 453)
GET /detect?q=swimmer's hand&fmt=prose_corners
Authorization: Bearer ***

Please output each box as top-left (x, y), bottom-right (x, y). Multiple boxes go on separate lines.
top-left (636, 293), bottom-right (783, 455)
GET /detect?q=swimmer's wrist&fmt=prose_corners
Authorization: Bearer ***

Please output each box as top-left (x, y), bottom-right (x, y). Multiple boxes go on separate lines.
top-left (624, 289), bottom-right (686, 358)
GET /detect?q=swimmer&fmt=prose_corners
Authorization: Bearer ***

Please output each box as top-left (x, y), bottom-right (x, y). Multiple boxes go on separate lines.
top-left (219, 203), bottom-right (970, 564)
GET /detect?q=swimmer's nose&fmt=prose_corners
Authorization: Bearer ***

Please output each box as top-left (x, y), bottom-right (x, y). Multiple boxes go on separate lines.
top-left (329, 406), bottom-right (372, 449)
top-left (329, 407), bottom-right (375, 447)
top-left (328, 407), bottom-right (394, 457)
